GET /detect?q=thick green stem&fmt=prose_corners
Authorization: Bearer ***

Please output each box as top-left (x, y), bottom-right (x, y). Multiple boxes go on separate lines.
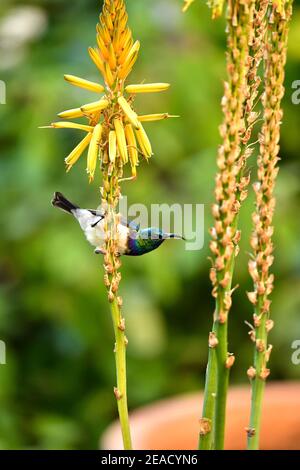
top-left (214, 320), bottom-right (229, 449)
top-left (248, 379), bottom-right (265, 449)
top-left (247, 300), bottom-right (268, 449)
top-left (199, 254), bottom-right (235, 450)
top-left (199, 286), bottom-right (232, 450)
top-left (199, 348), bottom-right (217, 449)
top-left (110, 299), bottom-right (132, 450)
top-left (213, 238), bottom-right (239, 449)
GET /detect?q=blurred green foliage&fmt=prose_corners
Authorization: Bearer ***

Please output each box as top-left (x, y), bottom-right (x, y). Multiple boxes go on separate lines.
top-left (0, 0), bottom-right (299, 449)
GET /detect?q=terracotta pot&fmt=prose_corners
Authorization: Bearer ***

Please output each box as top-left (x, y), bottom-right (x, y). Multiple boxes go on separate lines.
top-left (102, 382), bottom-right (300, 450)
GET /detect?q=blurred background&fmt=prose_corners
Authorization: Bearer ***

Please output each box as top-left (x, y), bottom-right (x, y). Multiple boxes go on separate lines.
top-left (0, 0), bottom-right (299, 449)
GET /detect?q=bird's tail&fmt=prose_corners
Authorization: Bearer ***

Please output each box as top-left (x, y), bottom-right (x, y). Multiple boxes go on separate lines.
top-left (164, 233), bottom-right (186, 241)
top-left (52, 192), bottom-right (79, 214)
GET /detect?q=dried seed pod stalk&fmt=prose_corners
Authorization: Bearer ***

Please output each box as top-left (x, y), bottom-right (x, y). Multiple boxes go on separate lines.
top-left (200, 0), bottom-right (269, 450)
top-left (44, 0), bottom-right (174, 451)
top-left (247, 0), bottom-right (293, 450)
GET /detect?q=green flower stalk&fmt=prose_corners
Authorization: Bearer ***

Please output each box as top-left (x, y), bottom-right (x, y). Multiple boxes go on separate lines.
top-left (246, 0), bottom-right (293, 450)
top-left (199, 0), bottom-right (269, 450)
top-left (44, 0), bottom-right (173, 450)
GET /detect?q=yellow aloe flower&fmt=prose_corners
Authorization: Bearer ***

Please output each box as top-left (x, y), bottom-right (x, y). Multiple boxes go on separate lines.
top-left (65, 133), bottom-right (92, 171)
top-left (183, 0), bottom-right (225, 17)
top-left (138, 113), bottom-right (179, 122)
top-left (124, 124), bottom-right (138, 169)
top-left (64, 75), bottom-right (105, 93)
top-left (207, 0), bottom-right (225, 18)
top-left (125, 83), bottom-right (170, 94)
top-left (43, 0), bottom-right (176, 181)
top-left (49, 122), bottom-right (94, 132)
top-left (182, 0), bottom-right (195, 13)
top-left (108, 130), bottom-right (117, 163)
top-left (87, 124), bottom-right (103, 181)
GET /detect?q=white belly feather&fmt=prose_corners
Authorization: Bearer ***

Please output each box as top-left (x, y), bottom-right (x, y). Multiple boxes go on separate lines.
top-left (117, 224), bottom-right (130, 255)
top-left (73, 208), bottom-right (129, 254)
top-left (84, 222), bottom-right (106, 247)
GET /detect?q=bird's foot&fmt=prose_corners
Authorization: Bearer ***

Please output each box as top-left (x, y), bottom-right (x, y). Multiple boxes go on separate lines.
top-left (94, 247), bottom-right (106, 255)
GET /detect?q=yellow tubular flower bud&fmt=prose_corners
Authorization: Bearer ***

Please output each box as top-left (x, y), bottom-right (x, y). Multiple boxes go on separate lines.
top-left (123, 35), bottom-right (133, 54)
top-left (125, 124), bottom-right (139, 166)
top-left (138, 113), bottom-right (178, 122)
top-left (100, 22), bottom-right (111, 44)
top-left (122, 29), bottom-right (133, 47)
top-left (104, 62), bottom-right (115, 87)
top-left (117, 96), bottom-right (140, 130)
top-left (81, 99), bottom-right (109, 114)
top-left (87, 123), bottom-right (102, 180)
top-left (65, 133), bottom-right (92, 170)
top-left (103, 11), bottom-right (113, 31)
top-left (88, 47), bottom-right (105, 75)
top-left (51, 122), bottom-right (94, 132)
top-left (118, 41), bottom-right (140, 79)
top-left (58, 108), bottom-right (85, 119)
top-left (118, 36), bottom-right (133, 65)
top-left (118, 11), bottom-right (128, 31)
top-left (109, 130), bottom-right (117, 163)
top-left (108, 43), bottom-right (117, 70)
top-left (114, 118), bottom-right (128, 163)
top-left (119, 52), bottom-right (139, 81)
top-left (126, 83), bottom-right (170, 94)
top-left (182, 0), bottom-right (195, 12)
top-left (113, 25), bottom-right (122, 53)
top-left (131, 165), bottom-right (137, 179)
top-left (64, 75), bottom-right (105, 93)
top-left (207, 0), bottom-right (225, 18)
top-left (97, 32), bottom-right (110, 60)
top-left (108, 0), bottom-right (116, 16)
top-left (125, 40), bottom-right (140, 63)
top-left (135, 124), bottom-right (152, 159)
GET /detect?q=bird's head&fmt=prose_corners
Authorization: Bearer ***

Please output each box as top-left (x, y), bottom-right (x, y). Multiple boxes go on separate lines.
top-left (143, 227), bottom-right (164, 240)
top-left (140, 227), bottom-right (185, 241)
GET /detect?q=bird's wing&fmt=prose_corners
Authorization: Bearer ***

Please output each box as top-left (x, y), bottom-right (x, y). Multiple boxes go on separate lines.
top-left (73, 209), bottom-right (103, 231)
top-left (87, 210), bottom-right (139, 231)
top-left (88, 209), bottom-right (104, 216)
top-left (91, 217), bottom-right (104, 228)
top-left (120, 216), bottom-right (140, 232)
top-left (85, 209), bottom-right (105, 228)
top-left (86, 209), bottom-right (139, 232)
